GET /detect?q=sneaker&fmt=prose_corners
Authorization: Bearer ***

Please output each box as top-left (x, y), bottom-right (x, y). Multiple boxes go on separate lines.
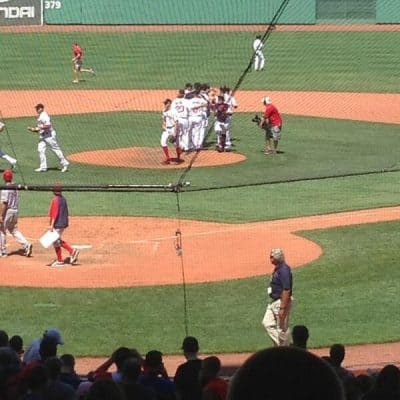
top-left (73, 79), bottom-right (79, 84)
top-left (90, 69), bottom-right (96, 75)
top-left (162, 159), bottom-right (170, 165)
top-left (34, 168), bottom-right (47, 172)
top-left (11, 162), bottom-right (17, 170)
top-left (70, 249), bottom-right (80, 264)
top-left (25, 244), bottom-right (33, 257)
top-left (1, 253), bottom-right (7, 258)
top-left (61, 165), bottom-right (68, 173)
top-left (50, 260), bottom-right (65, 267)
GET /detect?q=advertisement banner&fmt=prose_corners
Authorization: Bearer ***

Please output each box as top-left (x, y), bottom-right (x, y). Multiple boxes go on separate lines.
top-left (0, 0), bottom-right (43, 26)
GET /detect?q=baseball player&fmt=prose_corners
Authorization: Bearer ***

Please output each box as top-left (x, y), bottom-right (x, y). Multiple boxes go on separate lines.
top-left (27, 104), bottom-right (70, 173)
top-left (0, 170), bottom-right (32, 258)
top-left (253, 35), bottom-right (265, 71)
top-left (48, 184), bottom-right (79, 267)
top-left (160, 98), bottom-right (182, 164)
top-left (72, 42), bottom-right (95, 84)
top-left (259, 96), bottom-right (283, 155)
top-left (0, 121), bottom-right (17, 170)
top-left (220, 86), bottom-right (238, 151)
top-left (213, 95), bottom-right (230, 152)
top-left (187, 91), bottom-right (208, 150)
top-left (171, 89), bottom-right (190, 152)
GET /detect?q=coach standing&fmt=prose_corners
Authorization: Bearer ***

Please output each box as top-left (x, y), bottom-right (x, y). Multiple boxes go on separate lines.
top-left (262, 248), bottom-right (293, 346)
top-left (259, 96), bottom-right (282, 155)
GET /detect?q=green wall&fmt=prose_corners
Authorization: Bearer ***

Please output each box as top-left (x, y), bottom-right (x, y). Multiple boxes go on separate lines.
top-left (376, 0), bottom-right (400, 23)
top-left (45, 0), bottom-right (316, 24)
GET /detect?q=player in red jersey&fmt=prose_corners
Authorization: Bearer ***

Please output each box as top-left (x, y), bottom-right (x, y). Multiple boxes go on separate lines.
top-left (259, 96), bottom-right (283, 155)
top-left (72, 43), bottom-right (95, 84)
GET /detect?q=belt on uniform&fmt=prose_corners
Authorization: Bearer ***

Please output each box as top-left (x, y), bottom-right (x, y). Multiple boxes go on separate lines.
top-left (270, 297), bottom-right (280, 303)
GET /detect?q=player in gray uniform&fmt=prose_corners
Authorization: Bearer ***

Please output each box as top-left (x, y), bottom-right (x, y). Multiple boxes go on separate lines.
top-left (0, 170), bottom-right (32, 257)
top-left (27, 104), bottom-right (70, 173)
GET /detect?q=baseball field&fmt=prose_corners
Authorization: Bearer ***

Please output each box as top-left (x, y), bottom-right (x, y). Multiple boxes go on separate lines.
top-left (0, 23), bottom-right (400, 366)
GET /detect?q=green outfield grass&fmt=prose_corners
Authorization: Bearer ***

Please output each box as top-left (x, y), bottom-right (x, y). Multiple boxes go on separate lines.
top-left (1, 219), bottom-right (400, 356)
top-left (1, 28), bottom-right (400, 357)
top-left (2, 112), bottom-right (399, 189)
top-left (1, 31), bottom-right (399, 92)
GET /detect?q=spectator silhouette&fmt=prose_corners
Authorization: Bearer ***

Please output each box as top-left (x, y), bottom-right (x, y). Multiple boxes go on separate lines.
top-left (356, 374), bottom-right (374, 397)
top-left (44, 356), bottom-right (76, 400)
top-left (0, 330), bottom-right (9, 348)
top-left (59, 353), bottom-right (81, 390)
top-left (118, 357), bottom-right (156, 400)
top-left (139, 350), bottom-right (176, 400)
top-left (362, 364), bottom-right (400, 400)
top-left (328, 344), bottom-right (354, 382)
top-left (23, 364), bottom-right (49, 400)
top-left (91, 346), bottom-right (142, 382)
top-left (86, 379), bottom-right (125, 400)
top-left (200, 356), bottom-right (228, 400)
top-left (9, 335), bottom-right (24, 361)
top-left (174, 336), bottom-right (202, 400)
top-left (290, 325), bottom-right (309, 349)
top-left (228, 346), bottom-right (345, 400)
top-left (23, 328), bottom-right (64, 365)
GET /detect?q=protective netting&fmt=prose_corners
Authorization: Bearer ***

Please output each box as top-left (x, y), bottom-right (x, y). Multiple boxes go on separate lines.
top-left (1, 0), bottom-right (400, 350)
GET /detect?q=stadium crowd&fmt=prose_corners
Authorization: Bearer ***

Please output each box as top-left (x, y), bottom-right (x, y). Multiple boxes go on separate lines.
top-left (1, 326), bottom-right (399, 400)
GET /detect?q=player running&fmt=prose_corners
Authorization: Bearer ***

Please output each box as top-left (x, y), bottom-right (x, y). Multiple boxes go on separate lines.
top-left (72, 42), bottom-right (95, 84)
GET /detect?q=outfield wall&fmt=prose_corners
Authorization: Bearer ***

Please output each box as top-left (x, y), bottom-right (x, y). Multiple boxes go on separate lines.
top-left (42, 0), bottom-right (400, 25)
top-left (43, 0), bottom-right (315, 24)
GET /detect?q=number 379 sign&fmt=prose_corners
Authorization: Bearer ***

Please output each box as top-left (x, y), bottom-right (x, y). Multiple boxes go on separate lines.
top-left (44, 0), bottom-right (61, 9)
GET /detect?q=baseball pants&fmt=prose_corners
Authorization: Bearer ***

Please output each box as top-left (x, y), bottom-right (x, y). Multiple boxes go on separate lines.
top-left (38, 134), bottom-right (69, 170)
top-left (262, 299), bottom-right (291, 346)
top-left (0, 209), bottom-right (30, 253)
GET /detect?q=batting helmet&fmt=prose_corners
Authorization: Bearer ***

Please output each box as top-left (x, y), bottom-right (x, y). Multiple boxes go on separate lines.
top-left (3, 169), bottom-right (13, 182)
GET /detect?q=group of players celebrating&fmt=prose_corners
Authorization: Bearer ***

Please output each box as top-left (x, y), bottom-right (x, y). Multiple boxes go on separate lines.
top-left (160, 82), bottom-right (238, 164)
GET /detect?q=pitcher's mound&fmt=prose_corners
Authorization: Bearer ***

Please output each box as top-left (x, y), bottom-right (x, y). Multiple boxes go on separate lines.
top-left (68, 147), bottom-right (247, 169)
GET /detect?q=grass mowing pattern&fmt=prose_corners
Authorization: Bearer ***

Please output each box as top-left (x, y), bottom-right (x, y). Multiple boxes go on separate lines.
top-left (1, 31), bottom-right (399, 92)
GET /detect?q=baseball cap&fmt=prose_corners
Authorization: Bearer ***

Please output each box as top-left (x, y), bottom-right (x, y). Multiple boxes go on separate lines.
top-left (270, 248), bottom-right (284, 262)
top-left (3, 170), bottom-right (13, 182)
top-left (44, 328), bottom-right (64, 345)
top-left (262, 96), bottom-right (272, 105)
top-left (181, 336), bottom-right (199, 352)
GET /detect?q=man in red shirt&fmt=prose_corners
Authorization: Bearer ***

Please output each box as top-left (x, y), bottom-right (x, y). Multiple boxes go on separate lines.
top-left (72, 42), bottom-right (95, 84)
top-left (200, 356), bottom-right (228, 400)
top-left (48, 184), bottom-right (79, 267)
top-left (259, 96), bottom-right (283, 155)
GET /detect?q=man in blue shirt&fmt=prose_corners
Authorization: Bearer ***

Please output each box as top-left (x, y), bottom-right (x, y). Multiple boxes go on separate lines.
top-left (262, 248), bottom-right (293, 346)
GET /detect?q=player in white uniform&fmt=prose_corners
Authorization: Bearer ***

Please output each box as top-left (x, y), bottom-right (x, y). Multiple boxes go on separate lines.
top-left (253, 35), bottom-right (265, 71)
top-left (0, 170), bottom-right (32, 257)
top-left (0, 121), bottom-right (17, 169)
top-left (171, 89), bottom-right (190, 152)
top-left (199, 84), bottom-right (211, 147)
top-left (221, 87), bottom-right (238, 151)
top-left (160, 98), bottom-right (182, 164)
top-left (188, 91), bottom-right (208, 150)
top-left (27, 104), bottom-right (70, 173)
